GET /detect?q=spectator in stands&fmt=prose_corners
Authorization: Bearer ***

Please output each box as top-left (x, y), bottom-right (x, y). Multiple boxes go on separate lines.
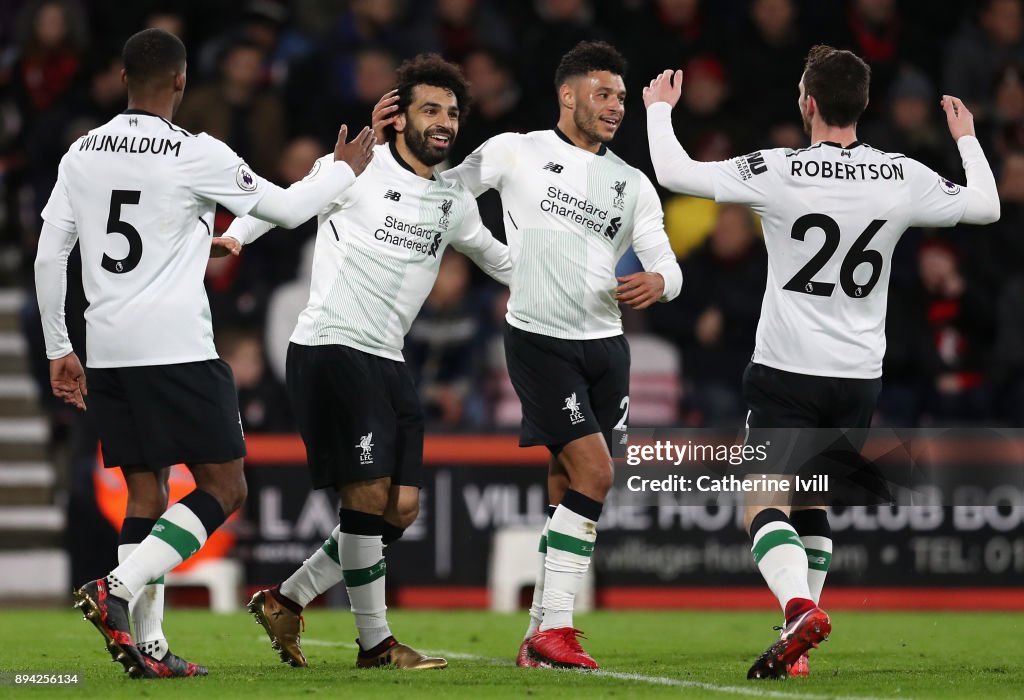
top-left (674, 55), bottom-right (748, 161)
top-left (411, 0), bottom-right (514, 63)
top-left (945, 0), bottom-right (1024, 118)
top-left (992, 276), bottom-right (1024, 425)
top-left (197, 0), bottom-right (314, 88)
top-left (964, 149), bottom-right (1024, 290)
top-left (731, 0), bottom-right (807, 133)
top-left (293, 46), bottom-right (397, 147)
top-left (839, 0), bottom-right (930, 104)
top-left (217, 328), bottom-right (293, 432)
top-left (3, 0), bottom-right (89, 221)
top-left (862, 66), bottom-right (952, 173)
top-left (648, 205), bottom-right (766, 426)
top-left (405, 251), bottom-right (496, 429)
top-left (523, 0), bottom-right (610, 114)
top-left (915, 240), bottom-right (996, 423)
top-left (984, 63), bottom-right (1024, 159)
top-left (175, 39), bottom-right (287, 176)
top-left (623, 0), bottom-right (712, 89)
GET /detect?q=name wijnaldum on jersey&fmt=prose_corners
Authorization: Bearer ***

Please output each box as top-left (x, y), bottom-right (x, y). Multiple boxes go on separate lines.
top-left (78, 133), bottom-right (182, 157)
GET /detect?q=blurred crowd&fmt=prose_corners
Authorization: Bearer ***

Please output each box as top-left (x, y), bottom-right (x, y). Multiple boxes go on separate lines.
top-left (3, 0), bottom-right (1023, 433)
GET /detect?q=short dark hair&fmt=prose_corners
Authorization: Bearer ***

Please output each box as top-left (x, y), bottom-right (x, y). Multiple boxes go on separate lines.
top-left (554, 41), bottom-right (627, 89)
top-left (122, 28), bottom-right (186, 90)
top-left (387, 53), bottom-right (470, 141)
top-left (802, 45), bottom-right (870, 127)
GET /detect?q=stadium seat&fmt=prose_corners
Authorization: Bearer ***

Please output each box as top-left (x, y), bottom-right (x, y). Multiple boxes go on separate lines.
top-left (165, 558), bottom-right (243, 613)
top-left (488, 525), bottom-right (593, 613)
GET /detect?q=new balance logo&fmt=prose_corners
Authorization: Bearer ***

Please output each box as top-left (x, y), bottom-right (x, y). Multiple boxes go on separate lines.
top-left (384, 190), bottom-right (402, 201)
top-left (542, 162), bottom-right (564, 173)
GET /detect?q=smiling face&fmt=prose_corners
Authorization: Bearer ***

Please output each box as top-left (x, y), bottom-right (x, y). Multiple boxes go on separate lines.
top-left (568, 70), bottom-right (626, 143)
top-left (397, 84), bottom-right (460, 166)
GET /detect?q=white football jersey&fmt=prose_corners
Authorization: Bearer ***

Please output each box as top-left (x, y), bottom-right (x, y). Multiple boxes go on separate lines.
top-left (40, 110), bottom-right (268, 368)
top-left (447, 129), bottom-right (681, 340)
top-left (287, 143), bottom-right (511, 361)
top-left (709, 141), bottom-right (970, 378)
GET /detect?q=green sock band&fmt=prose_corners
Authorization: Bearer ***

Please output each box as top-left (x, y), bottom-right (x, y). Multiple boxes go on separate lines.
top-left (752, 529), bottom-right (804, 564)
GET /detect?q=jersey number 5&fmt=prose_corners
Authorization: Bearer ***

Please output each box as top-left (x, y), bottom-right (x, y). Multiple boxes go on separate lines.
top-left (102, 190), bottom-right (143, 274)
top-left (782, 214), bottom-right (884, 299)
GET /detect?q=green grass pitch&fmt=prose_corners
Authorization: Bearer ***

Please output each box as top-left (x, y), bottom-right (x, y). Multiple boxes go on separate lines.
top-left (0, 609), bottom-right (1021, 698)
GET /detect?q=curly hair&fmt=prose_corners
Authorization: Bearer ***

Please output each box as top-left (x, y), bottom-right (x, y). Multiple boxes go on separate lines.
top-left (386, 53), bottom-right (471, 141)
top-left (803, 45), bottom-right (870, 127)
top-left (554, 41), bottom-right (627, 90)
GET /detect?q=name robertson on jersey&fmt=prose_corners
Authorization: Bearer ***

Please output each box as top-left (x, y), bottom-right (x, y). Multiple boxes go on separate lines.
top-left (78, 134), bottom-right (182, 157)
top-left (541, 186), bottom-right (609, 233)
top-left (375, 215), bottom-right (441, 256)
top-left (790, 159), bottom-right (904, 181)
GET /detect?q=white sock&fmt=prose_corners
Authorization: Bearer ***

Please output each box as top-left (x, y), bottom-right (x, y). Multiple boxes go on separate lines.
top-left (108, 496), bottom-right (218, 601)
top-left (341, 530), bottom-right (391, 650)
top-left (540, 495), bottom-right (599, 632)
top-left (525, 507), bottom-right (555, 640)
top-left (802, 535), bottom-right (832, 605)
top-left (280, 525), bottom-right (345, 608)
top-left (118, 543), bottom-right (167, 659)
top-left (751, 518), bottom-right (813, 613)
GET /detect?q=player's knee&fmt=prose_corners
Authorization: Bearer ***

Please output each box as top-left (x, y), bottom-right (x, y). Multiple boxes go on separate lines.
top-left (208, 475), bottom-right (248, 516)
top-left (590, 461), bottom-right (614, 497)
top-left (391, 501), bottom-right (419, 530)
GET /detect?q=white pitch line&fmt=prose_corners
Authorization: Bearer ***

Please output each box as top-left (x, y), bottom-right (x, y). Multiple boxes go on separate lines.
top-left (286, 637), bottom-right (903, 700)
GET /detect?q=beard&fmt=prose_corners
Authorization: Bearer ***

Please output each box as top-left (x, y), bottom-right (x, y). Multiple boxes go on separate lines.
top-left (405, 124), bottom-right (454, 166)
top-left (573, 105), bottom-right (613, 144)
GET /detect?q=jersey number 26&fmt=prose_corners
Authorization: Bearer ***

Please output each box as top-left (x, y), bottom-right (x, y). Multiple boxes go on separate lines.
top-left (782, 213), bottom-right (884, 299)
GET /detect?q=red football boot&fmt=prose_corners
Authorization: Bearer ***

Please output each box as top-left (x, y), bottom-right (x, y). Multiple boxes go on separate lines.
top-left (527, 628), bottom-right (598, 670)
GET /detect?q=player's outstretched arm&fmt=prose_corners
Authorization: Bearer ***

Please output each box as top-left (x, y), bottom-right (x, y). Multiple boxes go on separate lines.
top-left (248, 125), bottom-right (375, 230)
top-left (450, 205), bottom-right (513, 286)
top-left (941, 95), bottom-right (1000, 225)
top-left (644, 70), bottom-right (716, 199)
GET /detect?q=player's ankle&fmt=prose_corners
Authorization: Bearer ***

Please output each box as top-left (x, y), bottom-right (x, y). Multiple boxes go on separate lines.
top-left (785, 597), bottom-right (816, 624)
top-left (270, 584), bottom-right (304, 615)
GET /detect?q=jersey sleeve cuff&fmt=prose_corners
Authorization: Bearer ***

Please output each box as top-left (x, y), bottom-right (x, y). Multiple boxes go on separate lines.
top-left (46, 343), bottom-right (74, 360)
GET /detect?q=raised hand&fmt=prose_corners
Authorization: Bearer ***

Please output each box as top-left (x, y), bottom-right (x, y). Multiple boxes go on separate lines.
top-left (333, 125), bottom-right (376, 176)
top-left (372, 90), bottom-right (400, 146)
top-left (614, 272), bottom-right (666, 310)
top-left (940, 95), bottom-right (975, 141)
top-left (643, 69), bottom-right (684, 109)
top-left (50, 352), bottom-right (87, 411)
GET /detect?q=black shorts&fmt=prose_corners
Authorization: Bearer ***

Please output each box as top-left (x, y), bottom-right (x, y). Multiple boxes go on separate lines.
top-left (742, 362), bottom-right (881, 430)
top-left (286, 343), bottom-right (424, 490)
top-left (742, 362), bottom-right (882, 479)
top-left (503, 323), bottom-right (630, 450)
top-left (87, 359), bottom-right (246, 470)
